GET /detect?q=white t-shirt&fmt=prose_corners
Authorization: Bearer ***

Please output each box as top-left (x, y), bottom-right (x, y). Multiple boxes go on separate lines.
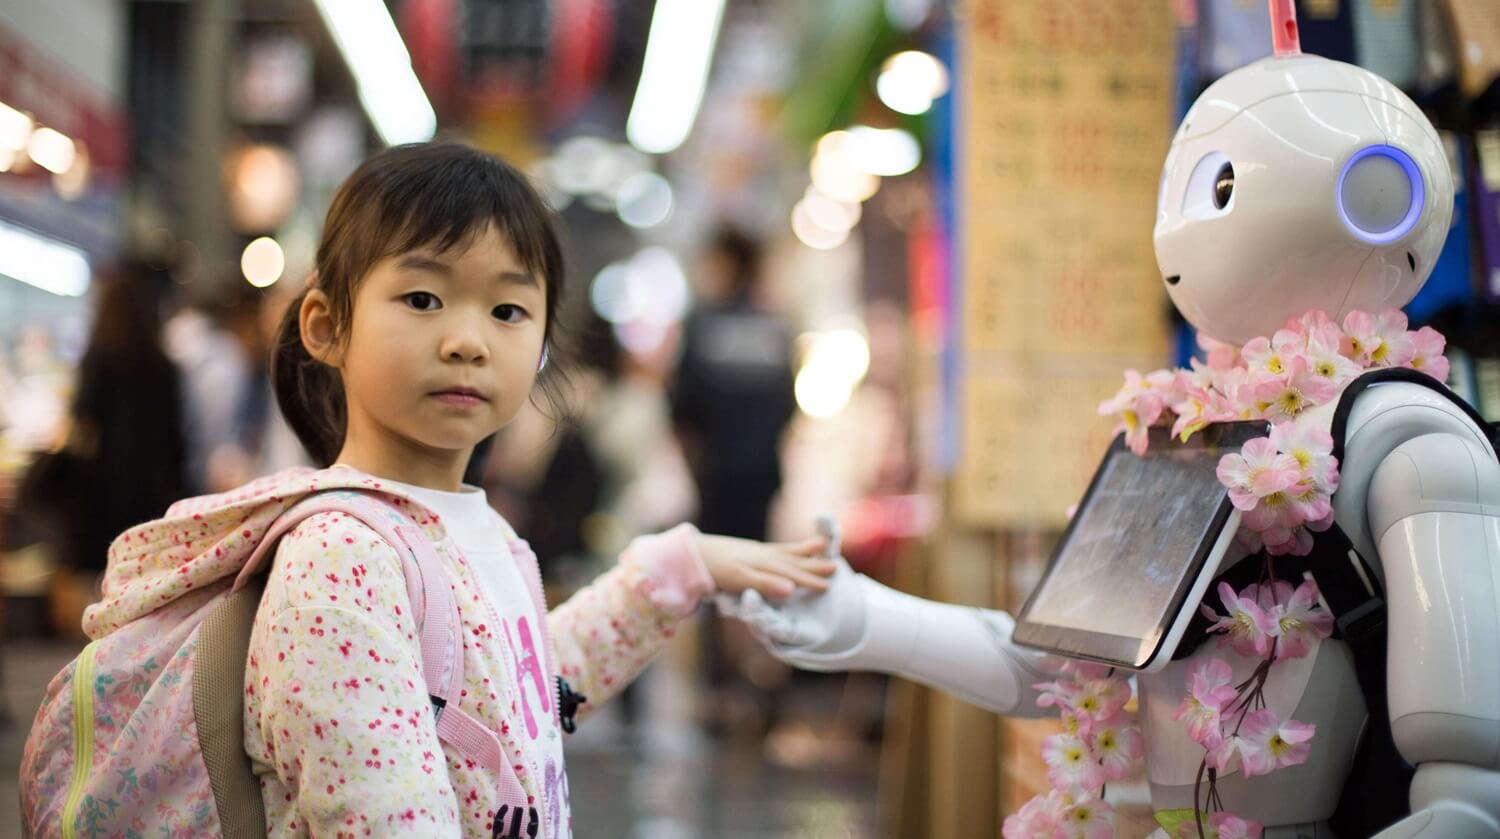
top-left (372, 474), bottom-right (569, 822)
top-left (377, 476), bottom-right (533, 623)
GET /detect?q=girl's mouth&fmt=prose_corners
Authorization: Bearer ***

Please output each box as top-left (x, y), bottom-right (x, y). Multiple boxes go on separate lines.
top-left (431, 389), bottom-right (489, 407)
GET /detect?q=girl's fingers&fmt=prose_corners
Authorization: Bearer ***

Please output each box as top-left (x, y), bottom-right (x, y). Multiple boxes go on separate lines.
top-left (774, 536), bottom-right (829, 558)
top-left (748, 570), bottom-right (796, 600)
top-left (791, 557), bottom-right (838, 576)
top-left (766, 560), bottom-right (832, 592)
top-left (752, 554), bottom-right (833, 590)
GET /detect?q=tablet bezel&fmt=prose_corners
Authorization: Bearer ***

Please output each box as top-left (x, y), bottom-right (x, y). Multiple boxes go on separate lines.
top-left (1011, 421), bottom-right (1264, 672)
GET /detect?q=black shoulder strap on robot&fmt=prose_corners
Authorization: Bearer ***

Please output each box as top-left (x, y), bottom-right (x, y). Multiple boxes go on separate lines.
top-left (1176, 367), bottom-right (1494, 659)
top-left (1175, 367), bottom-right (1496, 835)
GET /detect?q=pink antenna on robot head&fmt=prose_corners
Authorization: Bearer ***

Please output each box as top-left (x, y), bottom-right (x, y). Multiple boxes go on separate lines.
top-left (1268, 0), bottom-right (1302, 56)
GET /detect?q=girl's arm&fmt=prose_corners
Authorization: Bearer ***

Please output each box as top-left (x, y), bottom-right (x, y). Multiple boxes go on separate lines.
top-left (545, 524), bottom-right (832, 724)
top-left (545, 523), bottom-right (713, 723)
top-left (246, 513), bottom-right (461, 837)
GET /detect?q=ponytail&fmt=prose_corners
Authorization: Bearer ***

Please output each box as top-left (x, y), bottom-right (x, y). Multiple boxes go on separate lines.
top-left (271, 289), bottom-right (347, 467)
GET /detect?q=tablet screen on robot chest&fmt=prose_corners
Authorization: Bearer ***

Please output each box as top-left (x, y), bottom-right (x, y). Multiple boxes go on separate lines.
top-left (1012, 422), bottom-right (1265, 671)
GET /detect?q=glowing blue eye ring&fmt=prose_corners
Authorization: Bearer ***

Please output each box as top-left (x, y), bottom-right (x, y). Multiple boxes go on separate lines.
top-left (1336, 144), bottom-right (1424, 245)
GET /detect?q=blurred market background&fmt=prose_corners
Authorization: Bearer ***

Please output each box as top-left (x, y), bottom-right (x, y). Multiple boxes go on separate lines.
top-left (1, 0), bottom-right (1498, 836)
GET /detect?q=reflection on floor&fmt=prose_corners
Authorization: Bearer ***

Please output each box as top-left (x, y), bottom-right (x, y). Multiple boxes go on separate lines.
top-left (0, 638), bottom-right (881, 838)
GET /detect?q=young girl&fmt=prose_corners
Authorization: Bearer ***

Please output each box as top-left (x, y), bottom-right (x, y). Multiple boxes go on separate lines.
top-left (232, 142), bottom-right (832, 836)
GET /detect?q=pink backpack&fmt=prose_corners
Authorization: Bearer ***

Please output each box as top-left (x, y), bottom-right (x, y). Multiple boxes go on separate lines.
top-left (20, 488), bottom-right (548, 839)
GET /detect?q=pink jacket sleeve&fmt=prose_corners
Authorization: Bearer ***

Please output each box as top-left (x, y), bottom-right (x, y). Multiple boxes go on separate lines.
top-left (546, 523), bottom-right (715, 722)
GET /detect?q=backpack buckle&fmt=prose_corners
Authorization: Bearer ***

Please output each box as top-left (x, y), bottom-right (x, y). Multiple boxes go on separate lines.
top-left (557, 677), bottom-right (585, 734)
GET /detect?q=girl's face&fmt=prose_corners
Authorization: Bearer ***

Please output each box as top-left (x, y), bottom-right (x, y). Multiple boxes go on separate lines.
top-left (315, 225), bottom-right (547, 481)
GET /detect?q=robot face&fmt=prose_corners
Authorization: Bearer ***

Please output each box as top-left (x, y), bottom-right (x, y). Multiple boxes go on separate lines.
top-left (1153, 55), bottom-right (1453, 345)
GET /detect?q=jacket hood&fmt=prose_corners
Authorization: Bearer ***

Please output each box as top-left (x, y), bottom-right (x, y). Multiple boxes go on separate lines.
top-left (83, 466), bottom-right (451, 638)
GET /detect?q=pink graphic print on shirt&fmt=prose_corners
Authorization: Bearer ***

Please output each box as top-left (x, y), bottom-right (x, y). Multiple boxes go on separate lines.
top-left (502, 615), bottom-right (552, 740)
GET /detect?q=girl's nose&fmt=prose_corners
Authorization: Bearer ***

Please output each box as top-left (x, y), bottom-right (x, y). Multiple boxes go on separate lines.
top-left (441, 319), bottom-right (489, 364)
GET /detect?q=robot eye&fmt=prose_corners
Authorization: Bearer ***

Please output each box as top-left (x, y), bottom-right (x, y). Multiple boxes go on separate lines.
top-left (1213, 163), bottom-right (1234, 210)
top-left (1337, 145), bottom-right (1424, 245)
top-left (1181, 151), bottom-right (1233, 218)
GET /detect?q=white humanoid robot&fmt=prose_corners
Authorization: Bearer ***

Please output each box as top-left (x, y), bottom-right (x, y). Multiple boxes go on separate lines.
top-left (735, 9), bottom-right (1500, 838)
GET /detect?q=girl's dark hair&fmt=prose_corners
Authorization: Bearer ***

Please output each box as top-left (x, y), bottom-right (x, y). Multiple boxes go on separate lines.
top-left (272, 142), bottom-right (567, 466)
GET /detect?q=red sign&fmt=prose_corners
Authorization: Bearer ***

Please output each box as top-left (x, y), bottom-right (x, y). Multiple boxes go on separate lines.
top-left (0, 21), bottom-right (128, 176)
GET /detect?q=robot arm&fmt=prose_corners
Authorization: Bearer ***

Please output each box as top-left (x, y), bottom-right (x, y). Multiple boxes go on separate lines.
top-left (721, 558), bottom-right (1057, 718)
top-left (1365, 429), bottom-right (1500, 838)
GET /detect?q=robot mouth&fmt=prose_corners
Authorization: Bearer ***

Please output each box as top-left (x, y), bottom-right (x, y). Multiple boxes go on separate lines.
top-left (1165, 275), bottom-right (1182, 286)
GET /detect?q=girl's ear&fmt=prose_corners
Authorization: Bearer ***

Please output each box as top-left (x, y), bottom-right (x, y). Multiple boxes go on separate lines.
top-left (300, 288), bottom-right (344, 368)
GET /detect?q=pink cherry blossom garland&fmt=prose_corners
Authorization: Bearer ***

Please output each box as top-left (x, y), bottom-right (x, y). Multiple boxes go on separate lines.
top-left (1004, 661), bottom-right (1141, 838)
top-left (1170, 568), bottom-right (1334, 838)
top-left (1098, 309), bottom-right (1448, 557)
top-left (1001, 310), bottom-right (1443, 837)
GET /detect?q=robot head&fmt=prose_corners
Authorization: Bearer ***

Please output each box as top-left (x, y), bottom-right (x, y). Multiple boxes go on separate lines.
top-left (1154, 54), bottom-right (1454, 345)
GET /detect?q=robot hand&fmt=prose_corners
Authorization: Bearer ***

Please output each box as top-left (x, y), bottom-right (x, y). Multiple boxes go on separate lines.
top-left (716, 516), bottom-right (1057, 717)
top-left (715, 556), bottom-right (869, 667)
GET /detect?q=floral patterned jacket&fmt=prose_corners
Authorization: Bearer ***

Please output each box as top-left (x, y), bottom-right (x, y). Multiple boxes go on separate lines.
top-left (81, 466), bottom-right (715, 838)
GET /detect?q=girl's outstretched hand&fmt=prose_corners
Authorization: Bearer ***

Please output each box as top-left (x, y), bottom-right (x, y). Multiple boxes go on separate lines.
top-left (694, 533), bottom-right (837, 600)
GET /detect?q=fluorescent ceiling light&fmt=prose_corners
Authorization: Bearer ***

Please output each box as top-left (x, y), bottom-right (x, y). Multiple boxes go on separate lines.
top-left (310, 0), bottom-right (436, 145)
top-left (27, 127), bottom-right (76, 174)
top-left (0, 100), bottom-right (32, 150)
top-left (626, 0), bottom-right (726, 155)
top-left (0, 220), bottom-right (91, 297)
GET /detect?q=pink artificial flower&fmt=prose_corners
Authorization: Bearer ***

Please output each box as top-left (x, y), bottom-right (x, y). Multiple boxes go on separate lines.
top-left (1209, 811), bottom-right (1264, 839)
top-left (1406, 325), bottom-right (1450, 383)
top-left (1061, 709), bottom-right (1095, 742)
top-left (1059, 797), bottom-right (1115, 839)
top-left (1304, 323), bottom-right (1363, 388)
top-left (1284, 309), bottom-right (1339, 337)
top-left (1241, 483), bottom-right (1308, 534)
top-left (1263, 526), bottom-right (1315, 557)
top-left (1087, 712), bottom-right (1145, 781)
top-left (1235, 527), bottom-right (1266, 554)
top-left (1217, 438), bottom-right (1302, 513)
top-left (1198, 332), bottom-right (1243, 371)
top-left (1281, 476), bottom-right (1332, 528)
top-left (1200, 582), bottom-right (1276, 658)
top-left (1073, 677), bottom-right (1130, 722)
top-left (1269, 422), bottom-right (1339, 494)
top-left (1178, 812), bottom-right (1264, 839)
top-left (1306, 510), bottom-right (1335, 533)
top-left (1173, 657), bottom-right (1239, 750)
top-left (1149, 368), bottom-right (1192, 408)
top-left (1237, 709), bottom-right (1315, 776)
top-left (1342, 310), bottom-right (1415, 367)
top-left (1252, 356), bottom-right (1339, 423)
top-left (1239, 580), bottom-right (1291, 613)
top-left (1060, 660), bottom-right (1115, 681)
top-left (1003, 790), bottom-right (1068, 839)
top-left (1207, 732), bottom-right (1243, 773)
top-left (1271, 579), bottom-right (1334, 660)
top-left (1241, 330), bottom-right (1305, 377)
top-left (1042, 732), bottom-right (1105, 793)
top-left (1099, 370), bottom-right (1167, 456)
top-left (1172, 386), bottom-right (1238, 443)
top-left (1035, 676), bottom-right (1084, 713)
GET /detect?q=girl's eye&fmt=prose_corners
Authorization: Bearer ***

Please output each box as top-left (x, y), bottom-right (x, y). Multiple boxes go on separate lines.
top-left (403, 292), bottom-right (441, 311)
top-left (493, 304), bottom-right (528, 324)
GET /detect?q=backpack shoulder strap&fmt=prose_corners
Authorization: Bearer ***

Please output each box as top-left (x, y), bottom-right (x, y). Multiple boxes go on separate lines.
top-left (230, 491), bottom-right (531, 809)
top-left (233, 492), bottom-right (465, 736)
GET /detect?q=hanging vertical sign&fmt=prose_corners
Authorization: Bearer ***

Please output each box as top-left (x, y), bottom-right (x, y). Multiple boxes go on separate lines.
top-left (954, 0), bottom-right (1175, 528)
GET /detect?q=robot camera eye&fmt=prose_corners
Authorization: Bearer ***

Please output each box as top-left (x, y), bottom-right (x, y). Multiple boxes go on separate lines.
top-left (1212, 163), bottom-right (1234, 210)
top-left (1181, 151), bottom-right (1234, 217)
top-left (1337, 145), bottom-right (1424, 245)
